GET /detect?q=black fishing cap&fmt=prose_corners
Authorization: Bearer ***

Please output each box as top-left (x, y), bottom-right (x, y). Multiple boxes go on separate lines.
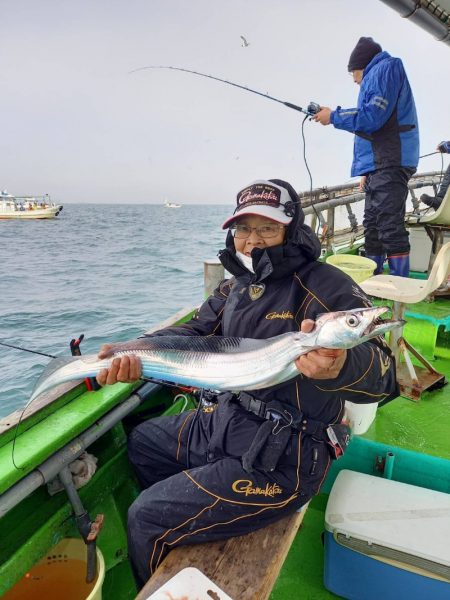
top-left (348, 37), bottom-right (382, 72)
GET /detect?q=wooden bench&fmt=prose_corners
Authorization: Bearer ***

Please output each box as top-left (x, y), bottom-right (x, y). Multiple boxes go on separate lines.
top-left (135, 507), bottom-right (307, 600)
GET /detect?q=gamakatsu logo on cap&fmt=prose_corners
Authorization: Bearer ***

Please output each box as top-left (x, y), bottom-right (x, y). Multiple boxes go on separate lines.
top-left (232, 479), bottom-right (283, 497)
top-left (238, 185), bottom-right (280, 207)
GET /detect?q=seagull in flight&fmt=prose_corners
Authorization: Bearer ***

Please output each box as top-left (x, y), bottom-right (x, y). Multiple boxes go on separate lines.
top-left (240, 35), bottom-right (249, 47)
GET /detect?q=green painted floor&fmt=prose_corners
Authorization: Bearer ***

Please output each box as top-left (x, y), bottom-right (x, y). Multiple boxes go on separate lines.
top-left (365, 355), bottom-right (450, 460)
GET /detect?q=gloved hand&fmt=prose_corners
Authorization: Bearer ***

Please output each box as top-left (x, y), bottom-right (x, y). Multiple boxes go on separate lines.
top-left (437, 140), bottom-right (450, 153)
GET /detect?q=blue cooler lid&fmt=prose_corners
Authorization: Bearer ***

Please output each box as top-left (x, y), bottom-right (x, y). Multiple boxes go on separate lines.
top-left (325, 470), bottom-right (450, 575)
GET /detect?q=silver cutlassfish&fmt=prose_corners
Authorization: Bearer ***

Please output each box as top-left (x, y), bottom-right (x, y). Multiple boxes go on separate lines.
top-left (30, 307), bottom-right (402, 401)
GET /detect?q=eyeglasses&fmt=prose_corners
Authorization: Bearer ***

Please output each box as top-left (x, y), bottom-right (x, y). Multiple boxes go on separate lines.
top-left (231, 223), bottom-right (285, 239)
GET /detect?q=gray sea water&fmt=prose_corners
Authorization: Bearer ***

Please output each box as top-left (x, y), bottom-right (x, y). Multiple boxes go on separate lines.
top-left (0, 204), bottom-right (231, 418)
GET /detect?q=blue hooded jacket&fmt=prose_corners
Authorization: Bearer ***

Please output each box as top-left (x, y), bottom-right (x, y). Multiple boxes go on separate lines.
top-left (331, 51), bottom-right (419, 176)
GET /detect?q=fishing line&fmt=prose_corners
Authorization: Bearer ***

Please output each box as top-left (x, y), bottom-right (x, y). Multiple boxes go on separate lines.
top-left (185, 389), bottom-right (203, 470)
top-left (0, 340), bottom-right (60, 468)
top-left (300, 114), bottom-right (322, 234)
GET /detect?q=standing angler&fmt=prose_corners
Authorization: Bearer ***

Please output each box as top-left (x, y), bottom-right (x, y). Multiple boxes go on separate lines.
top-left (96, 178), bottom-right (398, 590)
top-left (314, 37), bottom-right (419, 277)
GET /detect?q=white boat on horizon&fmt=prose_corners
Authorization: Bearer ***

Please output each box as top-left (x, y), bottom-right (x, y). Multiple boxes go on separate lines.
top-left (164, 199), bottom-right (182, 209)
top-left (0, 190), bottom-right (63, 220)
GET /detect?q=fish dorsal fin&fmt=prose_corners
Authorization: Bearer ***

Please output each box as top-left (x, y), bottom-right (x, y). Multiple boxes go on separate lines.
top-left (110, 335), bottom-right (275, 356)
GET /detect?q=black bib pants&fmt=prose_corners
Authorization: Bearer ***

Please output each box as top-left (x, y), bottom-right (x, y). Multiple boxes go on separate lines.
top-left (126, 395), bottom-right (327, 588)
top-left (363, 166), bottom-right (415, 255)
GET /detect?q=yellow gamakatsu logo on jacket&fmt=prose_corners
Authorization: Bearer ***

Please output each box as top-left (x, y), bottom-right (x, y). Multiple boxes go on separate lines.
top-left (265, 311), bottom-right (294, 320)
top-left (232, 479), bottom-right (283, 497)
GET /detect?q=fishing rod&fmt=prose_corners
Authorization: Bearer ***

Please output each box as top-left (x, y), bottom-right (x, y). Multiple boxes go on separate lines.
top-left (130, 64), bottom-right (323, 229)
top-left (418, 151), bottom-right (445, 189)
top-left (0, 341), bottom-right (55, 359)
top-left (129, 65), bottom-right (321, 117)
top-left (419, 151), bottom-right (440, 159)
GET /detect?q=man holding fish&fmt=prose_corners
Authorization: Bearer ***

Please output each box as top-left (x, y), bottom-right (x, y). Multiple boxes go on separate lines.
top-left (94, 179), bottom-right (399, 589)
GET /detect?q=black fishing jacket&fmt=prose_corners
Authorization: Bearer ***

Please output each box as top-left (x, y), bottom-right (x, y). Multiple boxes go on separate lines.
top-left (148, 212), bottom-right (397, 428)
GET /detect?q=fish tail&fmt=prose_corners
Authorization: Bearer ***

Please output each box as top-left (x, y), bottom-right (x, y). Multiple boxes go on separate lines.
top-left (30, 355), bottom-right (105, 402)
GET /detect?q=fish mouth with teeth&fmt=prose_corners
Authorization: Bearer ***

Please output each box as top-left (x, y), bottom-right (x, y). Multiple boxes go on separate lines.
top-left (362, 308), bottom-right (404, 338)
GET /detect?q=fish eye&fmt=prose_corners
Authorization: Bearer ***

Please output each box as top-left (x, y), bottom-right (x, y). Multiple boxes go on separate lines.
top-left (346, 314), bottom-right (359, 327)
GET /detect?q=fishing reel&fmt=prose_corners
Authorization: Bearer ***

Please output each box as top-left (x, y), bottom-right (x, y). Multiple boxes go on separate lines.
top-left (306, 101), bottom-right (321, 116)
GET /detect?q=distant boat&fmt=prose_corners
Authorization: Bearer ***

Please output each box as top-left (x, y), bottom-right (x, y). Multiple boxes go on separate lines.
top-left (164, 199), bottom-right (182, 209)
top-left (0, 190), bottom-right (63, 220)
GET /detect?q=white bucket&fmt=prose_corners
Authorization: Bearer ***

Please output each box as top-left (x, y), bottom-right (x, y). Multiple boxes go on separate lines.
top-left (344, 401), bottom-right (378, 435)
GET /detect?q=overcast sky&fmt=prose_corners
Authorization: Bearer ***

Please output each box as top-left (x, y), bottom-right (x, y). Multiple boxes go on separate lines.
top-left (2, 0), bottom-right (449, 204)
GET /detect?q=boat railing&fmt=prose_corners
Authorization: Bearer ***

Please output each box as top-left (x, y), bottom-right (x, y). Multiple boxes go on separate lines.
top-left (13, 194), bottom-right (58, 208)
top-left (0, 193), bottom-right (61, 209)
top-left (298, 170), bottom-right (443, 254)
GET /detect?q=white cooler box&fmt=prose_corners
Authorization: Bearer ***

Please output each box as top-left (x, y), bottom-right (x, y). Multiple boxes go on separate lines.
top-left (324, 470), bottom-right (450, 600)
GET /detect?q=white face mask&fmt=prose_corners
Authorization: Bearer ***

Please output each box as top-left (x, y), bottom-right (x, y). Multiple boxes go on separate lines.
top-left (236, 251), bottom-right (254, 273)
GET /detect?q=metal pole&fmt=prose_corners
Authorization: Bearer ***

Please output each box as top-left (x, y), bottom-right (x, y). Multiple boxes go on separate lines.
top-left (390, 301), bottom-right (405, 366)
top-left (204, 259), bottom-right (224, 298)
top-left (297, 171), bottom-right (441, 201)
top-left (0, 382), bottom-right (160, 518)
top-left (303, 193), bottom-right (364, 215)
top-left (326, 207), bottom-right (335, 253)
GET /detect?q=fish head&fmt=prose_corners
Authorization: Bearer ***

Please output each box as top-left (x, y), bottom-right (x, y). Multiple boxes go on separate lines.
top-left (312, 306), bottom-right (404, 349)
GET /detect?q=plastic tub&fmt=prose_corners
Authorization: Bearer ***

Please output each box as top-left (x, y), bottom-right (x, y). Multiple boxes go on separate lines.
top-left (4, 538), bottom-right (105, 600)
top-left (326, 254), bottom-right (377, 283)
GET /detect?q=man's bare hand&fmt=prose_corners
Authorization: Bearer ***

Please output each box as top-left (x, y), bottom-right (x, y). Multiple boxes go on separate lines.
top-left (313, 107), bottom-right (332, 126)
top-left (295, 320), bottom-right (347, 379)
top-left (96, 344), bottom-right (142, 386)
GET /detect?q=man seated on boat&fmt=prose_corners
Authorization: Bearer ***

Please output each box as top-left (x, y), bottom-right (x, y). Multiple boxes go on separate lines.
top-left (96, 179), bottom-right (398, 591)
top-left (420, 140), bottom-right (450, 210)
top-left (313, 36), bottom-right (419, 278)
